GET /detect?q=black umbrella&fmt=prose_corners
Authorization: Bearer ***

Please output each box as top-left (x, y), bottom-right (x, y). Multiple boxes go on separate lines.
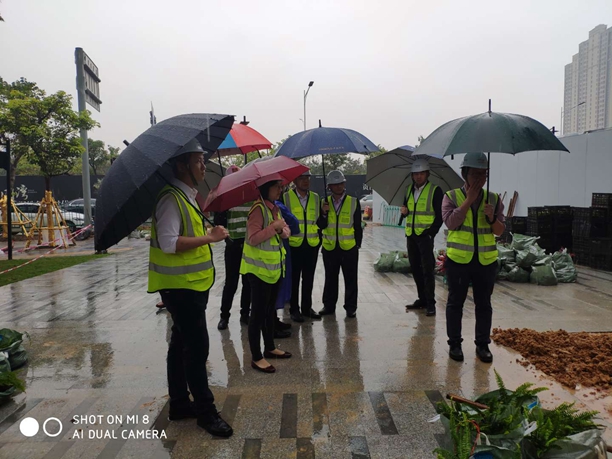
top-left (95, 113), bottom-right (234, 251)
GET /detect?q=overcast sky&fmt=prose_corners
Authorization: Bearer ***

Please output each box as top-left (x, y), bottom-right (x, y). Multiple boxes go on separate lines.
top-left (1, 0), bottom-right (611, 154)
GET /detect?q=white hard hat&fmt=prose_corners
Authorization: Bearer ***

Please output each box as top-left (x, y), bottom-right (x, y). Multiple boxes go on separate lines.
top-left (411, 159), bottom-right (430, 173)
top-left (460, 152), bottom-right (488, 169)
top-left (327, 170), bottom-right (346, 185)
top-left (177, 138), bottom-right (205, 155)
top-left (226, 164), bottom-right (241, 175)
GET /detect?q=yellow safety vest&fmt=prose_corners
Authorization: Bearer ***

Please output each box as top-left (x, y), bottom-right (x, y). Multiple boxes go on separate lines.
top-left (239, 199), bottom-right (286, 284)
top-left (446, 189), bottom-right (499, 265)
top-left (322, 195), bottom-right (357, 251)
top-left (283, 190), bottom-right (320, 248)
top-left (405, 182), bottom-right (437, 236)
top-left (148, 185), bottom-right (214, 293)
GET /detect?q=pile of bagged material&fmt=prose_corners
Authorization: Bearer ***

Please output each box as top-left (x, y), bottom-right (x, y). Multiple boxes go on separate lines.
top-left (373, 251), bottom-right (411, 273)
top-left (497, 234), bottom-right (577, 285)
top-left (0, 329), bottom-right (28, 401)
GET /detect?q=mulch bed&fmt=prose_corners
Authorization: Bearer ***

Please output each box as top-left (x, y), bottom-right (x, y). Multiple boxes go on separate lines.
top-left (492, 328), bottom-right (612, 392)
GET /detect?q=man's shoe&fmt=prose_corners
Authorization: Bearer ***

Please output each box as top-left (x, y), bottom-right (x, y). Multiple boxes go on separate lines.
top-left (274, 330), bottom-right (291, 339)
top-left (239, 316), bottom-right (249, 326)
top-left (275, 318), bottom-right (292, 330)
top-left (425, 307), bottom-right (436, 316)
top-left (476, 345), bottom-right (493, 363)
top-left (197, 413), bottom-right (233, 438)
top-left (318, 308), bottom-right (335, 316)
top-left (405, 299), bottom-right (425, 310)
top-left (168, 402), bottom-right (196, 421)
top-left (217, 319), bottom-right (228, 330)
top-left (290, 312), bottom-right (305, 323)
top-left (302, 309), bottom-right (322, 320)
top-left (346, 310), bottom-right (357, 318)
top-left (449, 345), bottom-right (464, 362)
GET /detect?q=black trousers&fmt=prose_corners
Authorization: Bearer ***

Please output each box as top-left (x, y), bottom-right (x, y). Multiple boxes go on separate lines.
top-left (220, 239), bottom-right (251, 321)
top-left (290, 243), bottom-right (320, 314)
top-left (407, 234), bottom-right (436, 307)
top-left (322, 246), bottom-right (359, 313)
top-left (445, 257), bottom-right (497, 347)
top-left (161, 289), bottom-right (217, 419)
top-left (247, 274), bottom-right (280, 361)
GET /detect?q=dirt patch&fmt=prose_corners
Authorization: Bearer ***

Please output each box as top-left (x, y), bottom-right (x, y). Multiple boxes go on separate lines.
top-left (492, 328), bottom-right (612, 393)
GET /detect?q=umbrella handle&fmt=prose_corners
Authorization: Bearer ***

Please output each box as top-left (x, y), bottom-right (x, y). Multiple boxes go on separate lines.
top-left (321, 155), bottom-right (327, 199)
top-left (485, 152), bottom-right (494, 225)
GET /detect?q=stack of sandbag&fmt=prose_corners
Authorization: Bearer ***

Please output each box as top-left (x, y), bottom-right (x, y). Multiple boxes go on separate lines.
top-left (373, 251), bottom-right (411, 274)
top-left (496, 234), bottom-right (577, 285)
top-left (0, 329), bottom-right (27, 401)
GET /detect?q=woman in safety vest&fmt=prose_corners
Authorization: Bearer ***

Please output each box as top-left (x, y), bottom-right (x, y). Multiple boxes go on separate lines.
top-left (240, 178), bottom-right (293, 373)
top-left (442, 152), bottom-right (505, 364)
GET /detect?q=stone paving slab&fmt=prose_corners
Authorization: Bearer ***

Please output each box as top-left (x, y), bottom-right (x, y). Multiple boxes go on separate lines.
top-left (0, 226), bottom-right (611, 458)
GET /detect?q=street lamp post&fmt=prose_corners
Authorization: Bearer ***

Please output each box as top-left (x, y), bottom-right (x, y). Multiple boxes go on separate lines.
top-left (561, 101), bottom-right (586, 135)
top-left (303, 81), bottom-right (314, 131)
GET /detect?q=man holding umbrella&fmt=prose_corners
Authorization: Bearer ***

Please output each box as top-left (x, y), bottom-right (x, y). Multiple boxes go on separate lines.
top-left (442, 152), bottom-right (505, 363)
top-left (215, 164), bottom-right (253, 331)
top-left (318, 170), bottom-right (363, 318)
top-left (148, 139), bottom-right (233, 437)
top-left (282, 170), bottom-right (323, 323)
top-left (401, 159), bottom-right (443, 317)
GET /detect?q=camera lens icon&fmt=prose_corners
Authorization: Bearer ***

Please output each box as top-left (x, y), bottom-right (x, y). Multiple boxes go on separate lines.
top-left (19, 417), bottom-right (63, 438)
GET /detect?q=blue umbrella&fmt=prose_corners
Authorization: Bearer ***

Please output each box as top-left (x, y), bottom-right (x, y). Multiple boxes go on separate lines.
top-left (274, 121), bottom-right (378, 192)
top-left (95, 113), bottom-right (233, 251)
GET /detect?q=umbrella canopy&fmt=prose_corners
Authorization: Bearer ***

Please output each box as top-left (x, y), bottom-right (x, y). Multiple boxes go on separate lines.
top-left (274, 125), bottom-right (378, 159)
top-left (413, 111), bottom-right (569, 158)
top-left (195, 160), bottom-right (224, 199)
top-left (95, 113), bottom-right (234, 251)
top-left (215, 123), bottom-right (272, 157)
top-left (202, 156), bottom-right (308, 212)
top-left (366, 146), bottom-right (464, 206)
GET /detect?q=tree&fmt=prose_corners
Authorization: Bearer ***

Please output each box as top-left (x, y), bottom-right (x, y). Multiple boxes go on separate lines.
top-left (1, 78), bottom-right (98, 190)
top-left (415, 135), bottom-right (425, 148)
top-left (0, 78), bottom-right (44, 189)
top-left (87, 139), bottom-right (105, 176)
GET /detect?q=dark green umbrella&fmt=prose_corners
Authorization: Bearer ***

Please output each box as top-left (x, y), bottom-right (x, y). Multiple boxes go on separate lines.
top-left (413, 101), bottom-right (569, 204)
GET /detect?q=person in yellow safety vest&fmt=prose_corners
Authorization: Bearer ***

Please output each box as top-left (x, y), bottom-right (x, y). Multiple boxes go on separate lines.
top-left (318, 170), bottom-right (363, 318)
top-left (442, 152), bottom-right (506, 364)
top-left (147, 138), bottom-right (233, 438)
top-left (214, 164), bottom-right (253, 331)
top-left (282, 170), bottom-right (324, 323)
top-left (401, 159), bottom-right (443, 317)
top-left (240, 178), bottom-right (293, 373)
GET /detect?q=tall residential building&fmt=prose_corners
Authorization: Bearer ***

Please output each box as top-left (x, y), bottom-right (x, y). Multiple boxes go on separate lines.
top-left (563, 24), bottom-right (612, 135)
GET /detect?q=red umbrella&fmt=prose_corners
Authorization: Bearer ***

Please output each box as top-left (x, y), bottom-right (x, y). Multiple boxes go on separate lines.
top-left (203, 156), bottom-right (308, 212)
top-left (216, 123), bottom-right (272, 157)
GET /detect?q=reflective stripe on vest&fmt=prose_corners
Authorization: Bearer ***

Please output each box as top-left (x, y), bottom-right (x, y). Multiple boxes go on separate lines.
top-left (446, 189), bottom-right (498, 265)
top-left (227, 203), bottom-right (252, 239)
top-left (239, 200), bottom-right (286, 284)
top-left (148, 186), bottom-right (215, 293)
top-left (322, 195), bottom-right (357, 251)
top-left (283, 190), bottom-right (320, 248)
top-left (405, 182), bottom-right (437, 236)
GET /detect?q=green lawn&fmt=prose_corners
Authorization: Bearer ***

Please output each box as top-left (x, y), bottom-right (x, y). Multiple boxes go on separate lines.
top-left (0, 254), bottom-right (108, 287)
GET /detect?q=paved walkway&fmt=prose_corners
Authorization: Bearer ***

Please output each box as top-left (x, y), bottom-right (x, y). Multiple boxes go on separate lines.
top-left (0, 225), bottom-right (611, 458)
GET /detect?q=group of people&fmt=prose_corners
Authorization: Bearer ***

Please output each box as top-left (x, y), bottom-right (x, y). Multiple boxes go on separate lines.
top-left (400, 152), bottom-right (505, 364)
top-left (146, 138), bottom-right (504, 438)
top-left (146, 139), bottom-right (362, 437)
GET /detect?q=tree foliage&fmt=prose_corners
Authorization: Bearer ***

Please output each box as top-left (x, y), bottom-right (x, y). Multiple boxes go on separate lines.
top-left (0, 78), bottom-right (99, 190)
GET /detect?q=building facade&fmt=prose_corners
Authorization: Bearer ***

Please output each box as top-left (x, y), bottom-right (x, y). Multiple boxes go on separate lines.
top-left (563, 25), bottom-right (612, 135)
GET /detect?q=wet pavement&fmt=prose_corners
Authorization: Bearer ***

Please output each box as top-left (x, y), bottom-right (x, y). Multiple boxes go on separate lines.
top-left (0, 225), bottom-right (611, 458)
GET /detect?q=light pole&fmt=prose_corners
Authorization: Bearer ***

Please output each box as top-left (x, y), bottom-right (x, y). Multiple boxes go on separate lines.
top-left (561, 101), bottom-right (586, 135)
top-left (303, 81), bottom-right (314, 131)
